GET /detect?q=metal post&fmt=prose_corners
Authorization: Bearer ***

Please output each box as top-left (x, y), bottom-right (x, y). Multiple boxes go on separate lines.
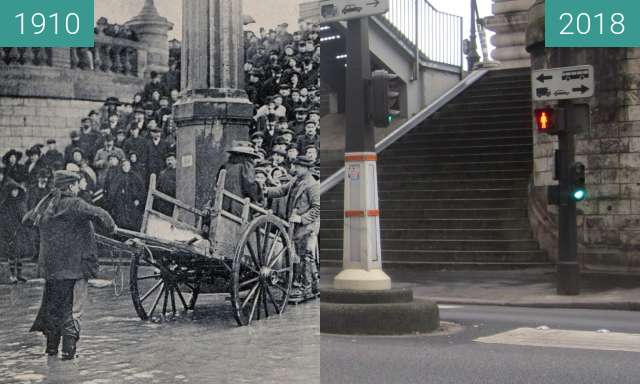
top-left (414, 0), bottom-right (420, 82)
top-left (467, 0), bottom-right (480, 70)
top-left (345, 18), bottom-right (372, 153)
top-left (334, 17), bottom-right (390, 291)
top-left (557, 102), bottom-right (580, 295)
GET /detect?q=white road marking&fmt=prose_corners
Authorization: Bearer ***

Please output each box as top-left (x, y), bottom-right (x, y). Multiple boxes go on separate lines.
top-left (474, 327), bottom-right (640, 353)
top-left (438, 305), bottom-right (463, 310)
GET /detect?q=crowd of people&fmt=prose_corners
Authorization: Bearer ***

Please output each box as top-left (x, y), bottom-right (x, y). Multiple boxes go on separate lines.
top-left (0, 19), bottom-right (321, 291)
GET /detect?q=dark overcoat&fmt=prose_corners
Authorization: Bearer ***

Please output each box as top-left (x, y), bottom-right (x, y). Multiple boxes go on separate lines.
top-left (109, 170), bottom-right (146, 231)
top-left (0, 178), bottom-right (29, 261)
top-left (219, 156), bottom-right (261, 217)
top-left (155, 167), bottom-right (176, 217)
top-left (36, 192), bottom-right (116, 280)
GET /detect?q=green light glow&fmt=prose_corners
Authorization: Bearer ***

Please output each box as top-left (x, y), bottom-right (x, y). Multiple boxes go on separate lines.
top-left (573, 189), bottom-right (586, 201)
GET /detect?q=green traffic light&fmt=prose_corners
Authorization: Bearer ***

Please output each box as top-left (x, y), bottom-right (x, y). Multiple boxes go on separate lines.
top-left (387, 115), bottom-right (393, 124)
top-left (572, 189), bottom-right (586, 201)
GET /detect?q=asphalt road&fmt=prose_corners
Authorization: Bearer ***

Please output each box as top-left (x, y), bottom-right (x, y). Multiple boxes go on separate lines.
top-left (321, 305), bottom-right (640, 384)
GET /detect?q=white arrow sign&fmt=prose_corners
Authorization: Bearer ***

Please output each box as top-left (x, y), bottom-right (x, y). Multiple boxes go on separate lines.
top-left (532, 65), bottom-right (594, 101)
top-left (318, 0), bottom-right (389, 23)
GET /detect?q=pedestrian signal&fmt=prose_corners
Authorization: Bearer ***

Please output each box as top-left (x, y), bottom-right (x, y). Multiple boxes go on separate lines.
top-left (535, 108), bottom-right (556, 134)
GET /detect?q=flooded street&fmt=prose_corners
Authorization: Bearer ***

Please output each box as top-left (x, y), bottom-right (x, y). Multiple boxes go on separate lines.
top-left (0, 272), bottom-right (319, 384)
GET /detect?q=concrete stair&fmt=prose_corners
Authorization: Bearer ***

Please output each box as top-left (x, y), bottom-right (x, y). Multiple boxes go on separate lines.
top-left (320, 68), bottom-right (551, 270)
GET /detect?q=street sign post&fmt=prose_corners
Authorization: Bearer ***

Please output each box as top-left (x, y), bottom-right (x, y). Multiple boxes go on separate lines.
top-left (532, 65), bottom-right (594, 101)
top-left (318, 0), bottom-right (389, 23)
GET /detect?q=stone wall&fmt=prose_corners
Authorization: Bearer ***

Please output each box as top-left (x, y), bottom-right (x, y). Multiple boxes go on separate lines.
top-left (0, 97), bottom-right (103, 154)
top-left (527, 1), bottom-right (640, 273)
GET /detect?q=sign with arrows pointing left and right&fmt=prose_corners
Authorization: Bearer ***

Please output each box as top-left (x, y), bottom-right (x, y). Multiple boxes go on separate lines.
top-left (532, 65), bottom-right (594, 101)
top-left (318, 0), bottom-right (390, 23)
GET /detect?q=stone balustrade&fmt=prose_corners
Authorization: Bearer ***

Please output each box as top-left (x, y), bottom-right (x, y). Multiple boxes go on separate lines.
top-left (0, 48), bottom-right (53, 67)
top-left (0, 35), bottom-right (148, 79)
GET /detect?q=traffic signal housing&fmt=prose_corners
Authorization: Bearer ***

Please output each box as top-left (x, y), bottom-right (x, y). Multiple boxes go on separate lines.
top-left (534, 107), bottom-right (564, 135)
top-left (370, 69), bottom-right (401, 127)
top-left (570, 162), bottom-right (587, 202)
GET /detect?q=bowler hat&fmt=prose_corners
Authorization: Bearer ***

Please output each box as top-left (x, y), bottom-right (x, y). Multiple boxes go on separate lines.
top-left (37, 168), bottom-right (50, 179)
top-left (304, 120), bottom-right (316, 126)
top-left (226, 140), bottom-right (260, 158)
top-left (70, 131), bottom-right (80, 139)
top-left (54, 170), bottom-right (81, 189)
top-left (271, 147), bottom-right (287, 157)
top-left (165, 152), bottom-right (176, 160)
top-left (293, 156), bottom-right (315, 168)
top-left (46, 139), bottom-right (56, 145)
top-left (251, 131), bottom-right (264, 139)
top-left (104, 97), bottom-right (122, 106)
top-left (279, 128), bottom-right (295, 136)
top-left (272, 136), bottom-right (287, 145)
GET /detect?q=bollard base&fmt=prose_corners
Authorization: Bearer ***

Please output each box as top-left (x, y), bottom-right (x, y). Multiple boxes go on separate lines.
top-left (333, 268), bottom-right (391, 291)
top-left (321, 287), bottom-right (439, 335)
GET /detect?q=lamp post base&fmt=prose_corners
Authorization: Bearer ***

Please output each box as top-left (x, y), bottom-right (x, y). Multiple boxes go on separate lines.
top-left (334, 268), bottom-right (391, 291)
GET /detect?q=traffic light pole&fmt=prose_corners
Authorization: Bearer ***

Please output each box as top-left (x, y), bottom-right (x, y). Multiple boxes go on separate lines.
top-left (556, 102), bottom-right (580, 295)
top-left (333, 17), bottom-right (391, 290)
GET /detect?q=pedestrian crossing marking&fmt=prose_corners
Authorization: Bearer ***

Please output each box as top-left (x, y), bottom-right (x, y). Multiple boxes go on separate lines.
top-left (474, 327), bottom-right (640, 353)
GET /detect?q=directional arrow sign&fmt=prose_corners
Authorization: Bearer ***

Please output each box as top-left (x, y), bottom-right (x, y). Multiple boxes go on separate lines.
top-left (532, 65), bottom-right (594, 101)
top-left (318, 0), bottom-right (390, 23)
top-left (536, 74), bottom-right (553, 83)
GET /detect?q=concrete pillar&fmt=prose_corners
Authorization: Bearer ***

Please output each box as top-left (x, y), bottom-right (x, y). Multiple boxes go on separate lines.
top-left (484, 0), bottom-right (534, 68)
top-left (173, 0), bottom-right (254, 211)
top-left (125, 0), bottom-right (174, 76)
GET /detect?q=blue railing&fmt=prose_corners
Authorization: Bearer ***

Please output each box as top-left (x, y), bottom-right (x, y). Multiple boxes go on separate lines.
top-left (382, 0), bottom-right (463, 68)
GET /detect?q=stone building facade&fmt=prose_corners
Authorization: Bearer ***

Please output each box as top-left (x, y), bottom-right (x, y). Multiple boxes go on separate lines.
top-left (526, 0), bottom-right (640, 273)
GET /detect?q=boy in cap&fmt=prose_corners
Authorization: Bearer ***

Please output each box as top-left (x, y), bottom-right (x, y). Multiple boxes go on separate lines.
top-left (43, 139), bottom-right (64, 169)
top-left (296, 120), bottom-right (319, 153)
top-left (26, 170), bottom-right (116, 360)
top-left (64, 131), bottom-right (82, 165)
top-left (264, 156), bottom-right (320, 299)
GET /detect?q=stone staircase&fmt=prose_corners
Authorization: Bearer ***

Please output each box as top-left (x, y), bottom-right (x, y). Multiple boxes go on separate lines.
top-left (320, 68), bottom-right (552, 270)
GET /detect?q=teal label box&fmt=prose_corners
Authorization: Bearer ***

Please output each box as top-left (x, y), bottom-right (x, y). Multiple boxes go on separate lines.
top-left (546, 0), bottom-right (640, 47)
top-left (0, 0), bottom-right (94, 47)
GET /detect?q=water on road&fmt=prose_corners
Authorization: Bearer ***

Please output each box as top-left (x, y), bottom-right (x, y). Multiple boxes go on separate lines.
top-left (0, 279), bottom-right (319, 384)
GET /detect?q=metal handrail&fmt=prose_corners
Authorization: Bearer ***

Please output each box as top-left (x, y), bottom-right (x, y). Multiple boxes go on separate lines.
top-left (320, 69), bottom-right (490, 195)
top-left (382, 0), bottom-right (464, 68)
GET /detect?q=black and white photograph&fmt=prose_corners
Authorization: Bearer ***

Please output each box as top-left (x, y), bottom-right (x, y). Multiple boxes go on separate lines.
top-left (0, 1), bottom-right (320, 383)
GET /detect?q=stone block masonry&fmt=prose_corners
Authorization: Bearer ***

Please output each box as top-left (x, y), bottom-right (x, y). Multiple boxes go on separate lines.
top-left (529, 44), bottom-right (640, 273)
top-left (0, 97), bottom-right (103, 155)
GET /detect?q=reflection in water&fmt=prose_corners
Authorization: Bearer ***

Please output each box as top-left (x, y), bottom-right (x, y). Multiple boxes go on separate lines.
top-left (0, 276), bottom-right (319, 384)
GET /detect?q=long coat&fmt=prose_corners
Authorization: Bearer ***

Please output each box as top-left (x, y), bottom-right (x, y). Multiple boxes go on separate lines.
top-left (108, 170), bottom-right (146, 231)
top-left (219, 156), bottom-right (261, 218)
top-left (0, 178), bottom-right (29, 262)
top-left (155, 167), bottom-right (176, 217)
top-left (265, 173), bottom-right (320, 242)
top-left (146, 138), bottom-right (171, 178)
top-left (31, 191), bottom-right (116, 280)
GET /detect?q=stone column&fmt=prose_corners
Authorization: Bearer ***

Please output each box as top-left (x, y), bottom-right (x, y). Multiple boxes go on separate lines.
top-left (484, 0), bottom-right (534, 68)
top-left (173, 0), bottom-right (254, 211)
top-left (125, 0), bottom-right (174, 76)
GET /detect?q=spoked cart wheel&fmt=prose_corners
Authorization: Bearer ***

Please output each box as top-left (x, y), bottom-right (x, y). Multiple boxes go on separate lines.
top-left (231, 215), bottom-right (294, 326)
top-left (129, 246), bottom-right (199, 321)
